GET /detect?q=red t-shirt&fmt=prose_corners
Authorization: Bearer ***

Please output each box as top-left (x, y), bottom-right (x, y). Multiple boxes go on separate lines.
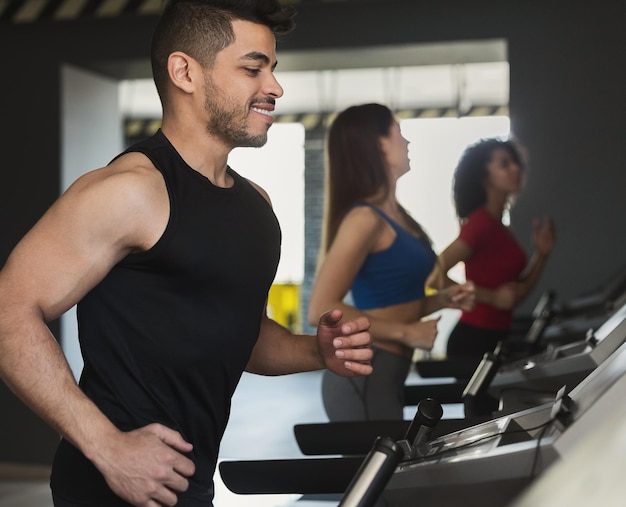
top-left (458, 208), bottom-right (527, 330)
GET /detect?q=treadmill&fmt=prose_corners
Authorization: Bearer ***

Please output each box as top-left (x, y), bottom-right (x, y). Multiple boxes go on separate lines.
top-left (218, 303), bottom-right (626, 504)
top-left (379, 331), bottom-right (626, 507)
top-left (488, 298), bottom-right (626, 414)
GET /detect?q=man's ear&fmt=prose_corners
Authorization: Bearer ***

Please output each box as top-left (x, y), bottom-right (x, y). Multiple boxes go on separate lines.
top-left (167, 51), bottom-right (200, 94)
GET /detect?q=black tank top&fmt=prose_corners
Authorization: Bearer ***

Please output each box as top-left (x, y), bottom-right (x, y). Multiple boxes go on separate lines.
top-left (51, 130), bottom-right (281, 506)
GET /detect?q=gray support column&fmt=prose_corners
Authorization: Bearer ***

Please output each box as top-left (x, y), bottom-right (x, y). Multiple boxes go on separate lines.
top-left (301, 125), bottom-right (327, 334)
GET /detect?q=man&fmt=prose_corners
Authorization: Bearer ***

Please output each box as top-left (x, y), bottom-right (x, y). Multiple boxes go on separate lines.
top-left (0, 1), bottom-right (372, 506)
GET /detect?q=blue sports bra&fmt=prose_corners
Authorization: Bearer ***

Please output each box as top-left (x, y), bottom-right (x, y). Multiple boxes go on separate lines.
top-left (351, 204), bottom-right (436, 310)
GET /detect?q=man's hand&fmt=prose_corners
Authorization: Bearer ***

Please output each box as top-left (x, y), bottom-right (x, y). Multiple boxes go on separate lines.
top-left (95, 423), bottom-right (195, 507)
top-left (317, 309), bottom-right (372, 377)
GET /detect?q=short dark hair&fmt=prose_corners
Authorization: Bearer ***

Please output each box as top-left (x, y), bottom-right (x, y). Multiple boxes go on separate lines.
top-left (151, 0), bottom-right (296, 106)
top-left (453, 137), bottom-right (524, 220)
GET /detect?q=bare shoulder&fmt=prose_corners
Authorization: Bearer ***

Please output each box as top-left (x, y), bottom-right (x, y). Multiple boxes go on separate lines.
top-left (70, 152), bottom-right (164, 202)
top-left (71, 152), bottom-right (162, 195)
top-left (328, 205), bottom-right (386, 255)
top-left (0, 152), bottom-right (169, 319)
top-left (58, 152), bottom-right (169, 251)
top-left (341, 205), bottom-right (386, 234)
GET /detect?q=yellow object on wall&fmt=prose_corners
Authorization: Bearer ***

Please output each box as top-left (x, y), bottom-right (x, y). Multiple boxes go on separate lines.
top-left (267, 283), bottom-right (301, 333)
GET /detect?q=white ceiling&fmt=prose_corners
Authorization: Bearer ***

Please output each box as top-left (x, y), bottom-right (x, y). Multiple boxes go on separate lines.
top-left (120, 39), bottom-right (509, 117)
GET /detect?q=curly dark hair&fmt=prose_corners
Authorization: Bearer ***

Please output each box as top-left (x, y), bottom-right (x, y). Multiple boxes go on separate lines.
top-left (151, 0), bottom-right (296, 107)
top-left (453, 137), bottom-right (524, 220)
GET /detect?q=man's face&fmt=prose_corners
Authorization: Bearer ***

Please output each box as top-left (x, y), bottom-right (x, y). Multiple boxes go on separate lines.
top-left (203, 19), bottom-right (283, 148)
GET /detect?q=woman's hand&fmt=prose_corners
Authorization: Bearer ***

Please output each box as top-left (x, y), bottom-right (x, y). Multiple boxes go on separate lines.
top-left (438, 282), bottom-right (476, 311)
top-left (533, 216), bottom-right (556, 257)
top-left (401, 317), bottom-right (440, 350)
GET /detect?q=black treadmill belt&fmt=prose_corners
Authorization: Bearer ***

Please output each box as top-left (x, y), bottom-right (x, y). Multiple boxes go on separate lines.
top-left (294, 416), bottom-right (491, 456)
top-left (219, 456), bottom-right (363, 495)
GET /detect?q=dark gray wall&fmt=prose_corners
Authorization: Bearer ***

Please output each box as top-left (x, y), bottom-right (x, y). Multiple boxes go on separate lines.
top-left (0, 0), bottom-right (623, 465)
top-left (287, 0), bottom-right (626, 307)
top-left (0, 16), bottom-right (157, 465)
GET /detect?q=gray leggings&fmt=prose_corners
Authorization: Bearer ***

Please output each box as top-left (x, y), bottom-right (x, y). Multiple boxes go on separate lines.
top-left (322, 346), bottom-right (411, 421)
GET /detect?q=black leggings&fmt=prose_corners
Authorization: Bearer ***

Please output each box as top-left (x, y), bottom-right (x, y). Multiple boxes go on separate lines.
top-left (446, 321), bottom-right (509, 359)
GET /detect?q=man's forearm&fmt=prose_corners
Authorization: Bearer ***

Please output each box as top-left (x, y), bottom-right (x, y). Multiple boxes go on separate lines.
top-left (246, 317), bottom-right (323, 375)
top-left (0, 314), bottom-right (120, 460)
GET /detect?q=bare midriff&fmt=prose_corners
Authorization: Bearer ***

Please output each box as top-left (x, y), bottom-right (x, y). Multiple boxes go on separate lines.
top-left (364, 298), bottom-right (427, 358)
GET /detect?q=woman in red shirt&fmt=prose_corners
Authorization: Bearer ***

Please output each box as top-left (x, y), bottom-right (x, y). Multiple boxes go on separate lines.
top-left (428, 138), bottom-right (556, 359)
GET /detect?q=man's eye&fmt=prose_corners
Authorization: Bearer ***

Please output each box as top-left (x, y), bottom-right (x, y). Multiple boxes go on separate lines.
top-left (245, 68), bottom-right (261, 75)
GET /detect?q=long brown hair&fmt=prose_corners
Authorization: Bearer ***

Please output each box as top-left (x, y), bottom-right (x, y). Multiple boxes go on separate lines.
top-left (321, 103), bottom-right (431, 254)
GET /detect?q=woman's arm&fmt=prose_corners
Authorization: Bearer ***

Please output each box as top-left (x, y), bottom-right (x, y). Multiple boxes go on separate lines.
top-left (308, 208), bottom-right (379, 318)
top-left (308, 207), bottom-right (436, 350)
top-left (426, 238), bottom-right (472, 290)
top-left (505, 216), bottom-right (556, 307)
top-left (426, 235), bottom-right (521, 311)
top-left (435, 217), bottom-right (555, 311)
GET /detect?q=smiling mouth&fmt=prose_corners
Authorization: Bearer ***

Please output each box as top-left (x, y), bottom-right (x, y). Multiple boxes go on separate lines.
top-left (251, 106), bottom-right (273, 118)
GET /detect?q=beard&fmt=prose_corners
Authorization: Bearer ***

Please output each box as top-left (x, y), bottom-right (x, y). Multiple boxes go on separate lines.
top-left (204, 75), bottom-right (269, 148)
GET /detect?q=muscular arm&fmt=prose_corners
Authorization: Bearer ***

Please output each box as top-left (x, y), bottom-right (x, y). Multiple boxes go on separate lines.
top-left (0, 155), bottom-right (194, 506)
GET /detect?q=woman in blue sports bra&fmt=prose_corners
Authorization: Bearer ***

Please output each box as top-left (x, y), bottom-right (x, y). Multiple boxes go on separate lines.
top-left (308, 104), bottom-right (476, 421)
